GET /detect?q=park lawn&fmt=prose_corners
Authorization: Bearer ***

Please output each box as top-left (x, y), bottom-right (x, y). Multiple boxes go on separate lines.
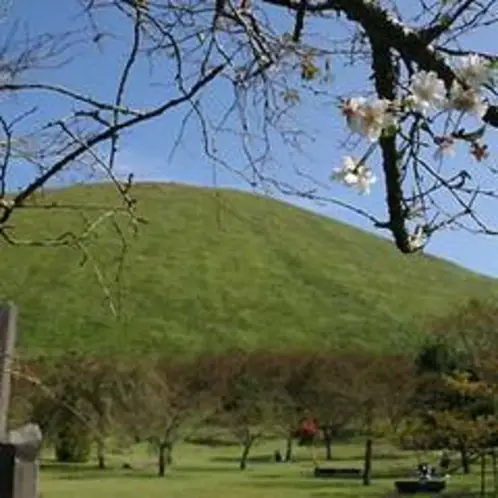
top-left (41, 439), bottom-right (492, 497)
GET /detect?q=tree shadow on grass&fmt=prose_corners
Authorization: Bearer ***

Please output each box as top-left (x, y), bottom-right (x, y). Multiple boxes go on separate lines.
top-left (40, 462), bottom-right (162, 480)
top-left (211, 454), bottom-right (273, 464)
top-left (325, 452), bottom-right (410, 462)
top-left (42, 462), bottom-right (244, 480)
top-left (45, 470), bottom-right (161, 481)
top-left (248, 477), bottom-right (365, 491)
top-left (382, 494), bottom-right (484, 498)
top-left (209, 454), bottom-right (365, 464)
top-left (174, 465), bottom-right (242, 473)
top-left (372, 452), bottom-right (413, 461)
top-left (186, 436), bottom-right (239, 448)
top-left (442, 494), bottom-right (492, 497)
top-left (371, 467), bottom-right (419, 479)
top-left (309, 493), bottom-right (364, 498)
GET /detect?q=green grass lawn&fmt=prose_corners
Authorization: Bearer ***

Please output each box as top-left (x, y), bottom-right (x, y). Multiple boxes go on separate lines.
top-left (41, 439), bottom-right (494, 497)
top-left (3, 182), bottom-right (497, 356)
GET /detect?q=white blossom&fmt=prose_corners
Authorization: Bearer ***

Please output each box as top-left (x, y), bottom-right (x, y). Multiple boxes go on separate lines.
top-left (331, 156), bottom-right (376, 195)
top-left (408, 71), bottom-right (447, 115)
top-left (361, 99), bottom-right (396, 141)
top-left (341, 97), bottom-right (367, 136)
top-left (331, 156), bottom-right (359, 186)
top-left (355, 165), bottom-right (377, 194)
top-left (448, 81), bottom-right (488, 117)
top-left (341, 98), bottom-right (397, 142)
top-left (455, 54), bottom-right (493, 88)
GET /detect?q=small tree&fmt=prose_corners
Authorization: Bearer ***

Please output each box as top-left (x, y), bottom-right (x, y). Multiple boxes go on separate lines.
top-left (29, 353), bottom-right (94, 463)
top-left (77, 355), bottom-right (129, 469)
top-left (302, 354), bottom-right (358, 462)
top-left (337, 352), bottom-right (393, 486)
top-left (217, 352), bottom-right (282, 470)
top-left (419, 305), bottom-right (498, 475)
top-left (373, 354), bottom-right (418, 436)
top-left (259, 352), bottom-right (316, 462)
top-left (121, 355), bottom-right (222, 476)
top-left (409, 368), bottom-right (496, 475)
top-left (29, 352), bottom-right (128, 467)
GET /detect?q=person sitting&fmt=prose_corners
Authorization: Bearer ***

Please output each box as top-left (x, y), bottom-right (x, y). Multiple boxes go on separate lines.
top-left (417, 463), bottom-right (433, 481)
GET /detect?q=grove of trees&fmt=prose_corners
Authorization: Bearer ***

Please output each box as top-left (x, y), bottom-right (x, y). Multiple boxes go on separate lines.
top-left (9, 299), bottom-right (498, 491)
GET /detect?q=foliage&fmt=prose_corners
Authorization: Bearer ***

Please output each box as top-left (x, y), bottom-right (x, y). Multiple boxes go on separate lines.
top-left (216, 352), bottom-right (285, 469)
top-left (54, 422), bottom-right (92, 463)
top-left (404, 367), bottom-right (498, 461)
top-left (366, 354), bottom-right (418, 435)
top-left (13, 343), bottom-right (498, 477)
top-left (415, 333), bottom-right (464, 375)
top-left (28, 354), bottom-right (92, 462)
top-left (25, 352), bottom-right (129, 464)
top-left (399, 302), bottom-right (498, 467)
top-left (429, 299), bottom-right (498, 376)
top-left (118, 355), bottom-right (225, 475)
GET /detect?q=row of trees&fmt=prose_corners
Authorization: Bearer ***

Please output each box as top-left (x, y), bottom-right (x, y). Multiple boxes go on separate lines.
top-left (9, 300), bottom-right (498, 484)
top-left (11, 349), bottom-right (415, 480)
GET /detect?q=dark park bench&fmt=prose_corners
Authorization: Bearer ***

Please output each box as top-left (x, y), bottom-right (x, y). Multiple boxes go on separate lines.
top-left (314, 467), bottom-right (363, 479)
top-left (394, 479), bottom-right (446, 494)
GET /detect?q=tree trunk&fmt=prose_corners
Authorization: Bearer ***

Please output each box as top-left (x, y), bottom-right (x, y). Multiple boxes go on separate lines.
top-left (97, 439), bottom-right (106, 469)
top-left (481, 451), bottom-right (486, 498)
top-left (158, 442), bottom-right (173, 477)
top-left (492, 449), bottom-right (497, 497)
top-left (285, 433), bottom-right (293, 462)
top-left (363, 437), bottom-right (373, 486)
top-left (460, 442), bottom-right (471, 475)
top-left (323, 427), bottom-right (333, 461)
top-left (240, 438), bottom-right (254, 470)
top-left (325, 437), bottom-right (332, 460)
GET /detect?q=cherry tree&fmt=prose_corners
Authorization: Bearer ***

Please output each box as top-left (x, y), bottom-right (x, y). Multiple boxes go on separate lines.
top-left (0, 0), bottom-right (497, 253)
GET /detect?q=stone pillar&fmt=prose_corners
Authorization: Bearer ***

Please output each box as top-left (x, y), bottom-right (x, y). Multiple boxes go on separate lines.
top-left (0, 302), bottom-right (17, 440)
top-left (9, 423), bottom-right (43, 498)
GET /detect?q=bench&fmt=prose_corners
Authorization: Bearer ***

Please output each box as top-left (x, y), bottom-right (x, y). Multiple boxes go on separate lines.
top-left (394, 479), bottom-right (446, 494)
top-left (314, 467), bottom-right (363, 479)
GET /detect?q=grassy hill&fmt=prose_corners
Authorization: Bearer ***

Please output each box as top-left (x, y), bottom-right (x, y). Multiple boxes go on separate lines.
top-left (1, 182), bottom-right (495, 356)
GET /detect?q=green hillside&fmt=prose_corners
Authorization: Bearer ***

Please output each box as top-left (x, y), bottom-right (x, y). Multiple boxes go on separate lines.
top-left (1, 182), bottom-right (494, 356)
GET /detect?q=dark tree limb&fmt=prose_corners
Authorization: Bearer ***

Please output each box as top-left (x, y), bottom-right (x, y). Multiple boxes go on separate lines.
top-left (292, 0), bottom-right (307, 43)
top-left (262, 0), bottom-right (498, 128)
top-left (368, 34), bottom-right (412, 253)
top-left (0, 64), bottom-right (225, 226)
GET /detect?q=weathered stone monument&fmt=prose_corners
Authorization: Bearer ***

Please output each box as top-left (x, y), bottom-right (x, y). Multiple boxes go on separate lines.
top-left (0, 302), bottom-right (42, 498)
top-left (0, 301), bottom-right (17, 437)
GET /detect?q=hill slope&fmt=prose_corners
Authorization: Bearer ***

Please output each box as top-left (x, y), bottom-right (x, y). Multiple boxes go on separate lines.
top-left (1, 182), bottom-right (495, 355)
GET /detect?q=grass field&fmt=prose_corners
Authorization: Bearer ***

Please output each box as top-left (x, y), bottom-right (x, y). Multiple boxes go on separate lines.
top-left (41, 439), bottom-right (493, 497)
top-left (3, 182), bottom-right (497, 356)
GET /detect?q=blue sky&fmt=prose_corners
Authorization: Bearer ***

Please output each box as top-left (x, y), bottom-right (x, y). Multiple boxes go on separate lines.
top-left (3, 0), bottom-right (498, 276)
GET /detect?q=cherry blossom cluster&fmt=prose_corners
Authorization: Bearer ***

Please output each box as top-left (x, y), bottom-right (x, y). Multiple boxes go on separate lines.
top-left (331, 54), bottom-right (495, 196)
